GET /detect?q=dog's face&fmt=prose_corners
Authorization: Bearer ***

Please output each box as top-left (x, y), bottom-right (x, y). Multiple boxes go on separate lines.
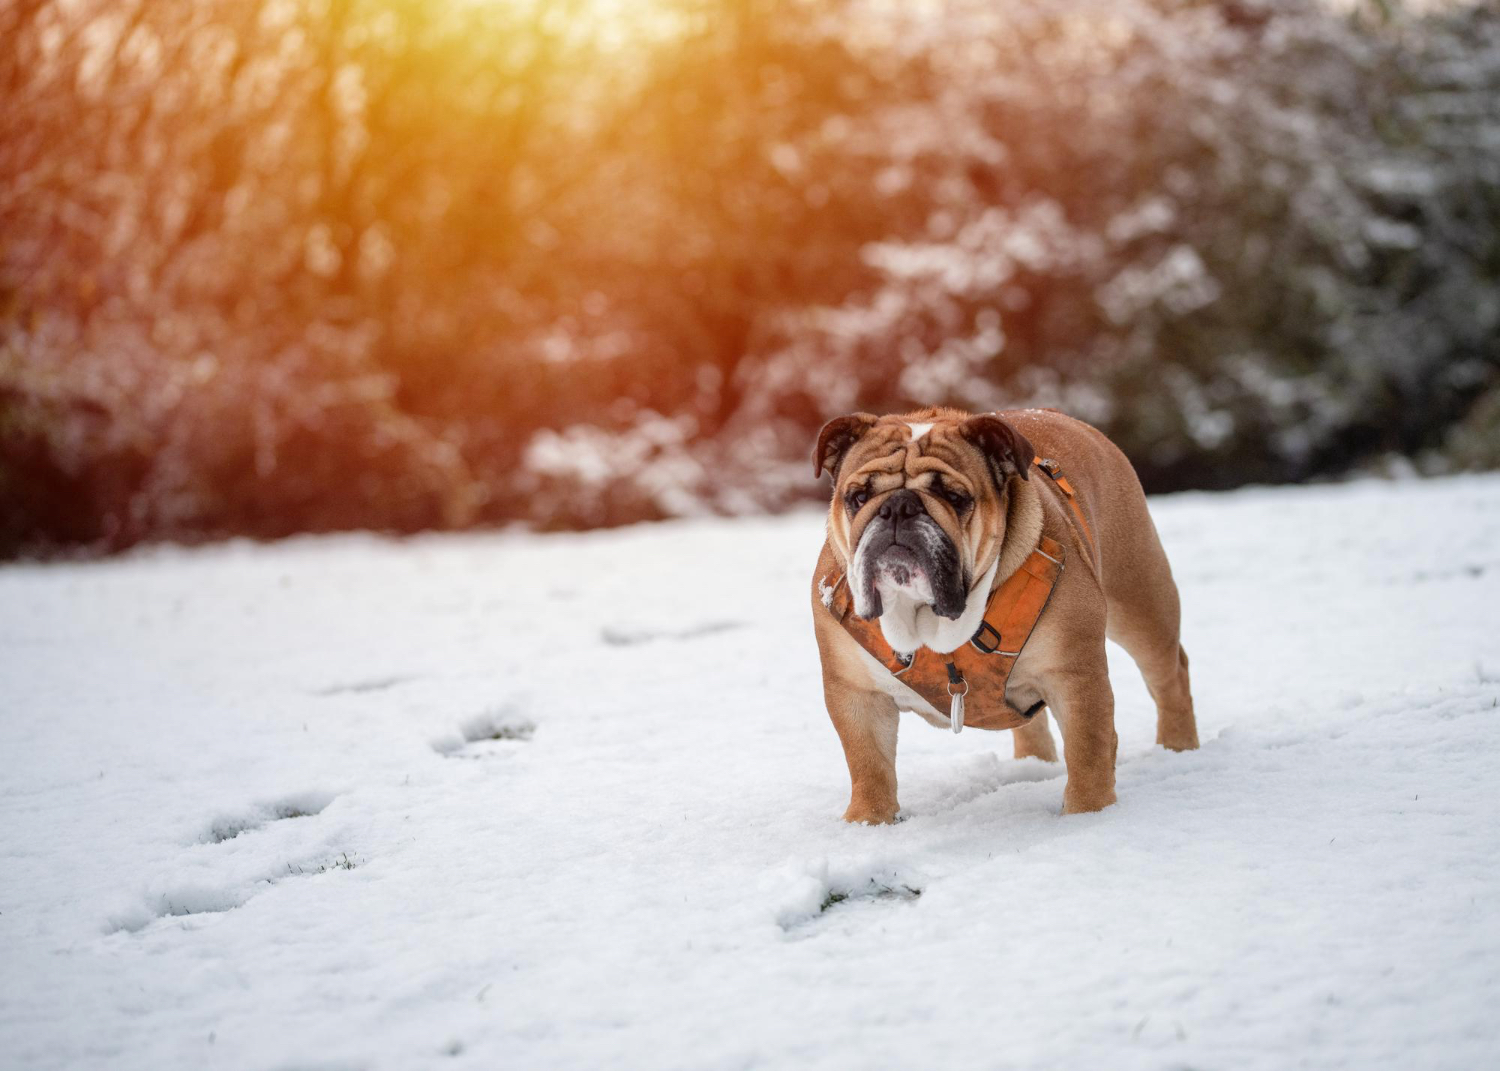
top-left (816, 410), bottom-right (1034, 621)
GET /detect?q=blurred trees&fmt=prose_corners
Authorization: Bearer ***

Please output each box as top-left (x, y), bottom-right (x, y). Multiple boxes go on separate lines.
top-left (753, 0), bottom-right (1500, 491)
top-left (2, 0), bottom-right (1497, 554)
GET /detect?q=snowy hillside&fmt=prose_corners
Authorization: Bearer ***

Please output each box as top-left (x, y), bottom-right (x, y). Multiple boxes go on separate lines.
top-left (2, 475), bottom-right (1498, 1070)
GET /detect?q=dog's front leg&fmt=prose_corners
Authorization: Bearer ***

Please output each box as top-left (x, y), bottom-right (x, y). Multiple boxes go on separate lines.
top-left (1048, 662), bottom-right (1119, 815)
top-left (826, 685), bottom-right (901, 824)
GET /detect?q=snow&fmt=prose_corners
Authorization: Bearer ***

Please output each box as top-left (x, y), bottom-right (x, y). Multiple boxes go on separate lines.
top-left (3, 474), bottom-right (1499, 1070)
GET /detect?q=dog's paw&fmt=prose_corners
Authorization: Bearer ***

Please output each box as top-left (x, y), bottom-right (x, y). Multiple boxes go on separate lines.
top-left (1060, 786), bottom-right (1118, 815)
top-left (841, 803), bottom-right (899, 825)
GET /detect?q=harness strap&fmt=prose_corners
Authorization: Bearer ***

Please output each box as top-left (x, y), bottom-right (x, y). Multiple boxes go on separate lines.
top-left (1033, 455), bottom-right (1093, 549)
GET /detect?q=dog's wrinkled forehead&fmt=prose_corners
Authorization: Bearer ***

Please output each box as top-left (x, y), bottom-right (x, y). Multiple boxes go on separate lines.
top-left (839, 418), bottom-right (975, 487)
top-left (815, 409), bottom-right (1033, 498)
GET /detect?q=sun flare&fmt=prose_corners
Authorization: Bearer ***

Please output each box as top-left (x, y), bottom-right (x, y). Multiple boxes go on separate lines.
top-left (447, 0), bottom-right (692, 51)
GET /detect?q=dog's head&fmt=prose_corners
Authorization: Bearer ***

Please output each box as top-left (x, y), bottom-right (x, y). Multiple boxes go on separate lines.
top-left (815, 409), bottom-right (1033, 622)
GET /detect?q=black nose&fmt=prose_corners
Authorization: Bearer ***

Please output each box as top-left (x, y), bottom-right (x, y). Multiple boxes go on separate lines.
top-left (878, 489), bottom-right (924, 522)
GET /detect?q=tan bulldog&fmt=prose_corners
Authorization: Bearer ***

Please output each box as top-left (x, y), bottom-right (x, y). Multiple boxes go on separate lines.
top-left (810, 407), bottom-right (1198, 822)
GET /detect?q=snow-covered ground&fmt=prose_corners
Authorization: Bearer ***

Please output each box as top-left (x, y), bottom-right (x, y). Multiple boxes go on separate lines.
top-left (3, 475), bottom-right (1499, 1070)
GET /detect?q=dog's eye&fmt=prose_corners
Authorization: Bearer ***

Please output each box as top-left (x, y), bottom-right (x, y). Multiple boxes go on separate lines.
top-left (941, 485), bottom-right (972, 512)
top-left (845, 487), bottom-right (870, 513)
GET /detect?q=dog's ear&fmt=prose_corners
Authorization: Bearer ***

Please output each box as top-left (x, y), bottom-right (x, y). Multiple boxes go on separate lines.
top-left (813, 413), bottom-right (878, 480)
top-left (960, 414), bottom-right (1033, 489)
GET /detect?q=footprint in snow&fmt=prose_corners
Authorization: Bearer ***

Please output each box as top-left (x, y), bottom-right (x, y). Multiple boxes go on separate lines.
top-left (313, 674), bottom-right (419, 697)
top-left (199, 790), bottom-right (337, 844)
top-left (105, 793), bottom-right (355, 933)
top-left (817, 881), bottom-right (922, 915)
top-left (599, 620), bottom-right (744, 647)
top-left (105, 852), bottom-right (363, 934)
top-left (107, 884), bottom-right (249, 932)
top-left (773, 863), bottom-right (923, 934)
top-left (431, 707), bottom-right (536, 759)
top-left (900, 754), bottom-right (1064, 819)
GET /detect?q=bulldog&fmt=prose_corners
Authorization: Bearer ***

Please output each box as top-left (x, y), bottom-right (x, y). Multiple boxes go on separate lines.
top-left (810, 407), bottom-right (1198, 822)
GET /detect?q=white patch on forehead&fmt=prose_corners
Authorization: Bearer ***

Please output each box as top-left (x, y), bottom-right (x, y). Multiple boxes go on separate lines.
top-left (906, 422), bottom-right (934, 440)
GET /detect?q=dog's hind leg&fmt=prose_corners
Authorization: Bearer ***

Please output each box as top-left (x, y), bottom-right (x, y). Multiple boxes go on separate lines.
top-left (1105, 580), bottom-right (1199, 753)
top-left (1011, 709), bottom-right (1059, 763)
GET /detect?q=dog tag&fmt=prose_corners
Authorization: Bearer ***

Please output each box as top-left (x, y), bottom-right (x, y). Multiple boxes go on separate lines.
top-left (943, 658), bottom-right (968, 734)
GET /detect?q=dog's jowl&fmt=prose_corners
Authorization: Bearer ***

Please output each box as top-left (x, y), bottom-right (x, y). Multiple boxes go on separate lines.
top-left (811, 407), bottom-right (1199, 822)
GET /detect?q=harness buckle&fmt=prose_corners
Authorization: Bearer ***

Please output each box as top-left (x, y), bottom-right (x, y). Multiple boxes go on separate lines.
top-left (1035, 456), bottom-right (1078, 498)
top-left (970, 620), bottom-right (1003, 655)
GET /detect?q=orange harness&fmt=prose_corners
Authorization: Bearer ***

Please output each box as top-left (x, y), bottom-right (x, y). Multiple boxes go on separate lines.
top-left (821, 456), bottom-right (1089, 733)
top-left (1032, 455), bottom-right (1092, 550)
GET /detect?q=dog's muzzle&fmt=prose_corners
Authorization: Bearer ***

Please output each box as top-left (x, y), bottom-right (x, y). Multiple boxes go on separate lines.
top-left (852, 490), bottom-right (966, 620)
